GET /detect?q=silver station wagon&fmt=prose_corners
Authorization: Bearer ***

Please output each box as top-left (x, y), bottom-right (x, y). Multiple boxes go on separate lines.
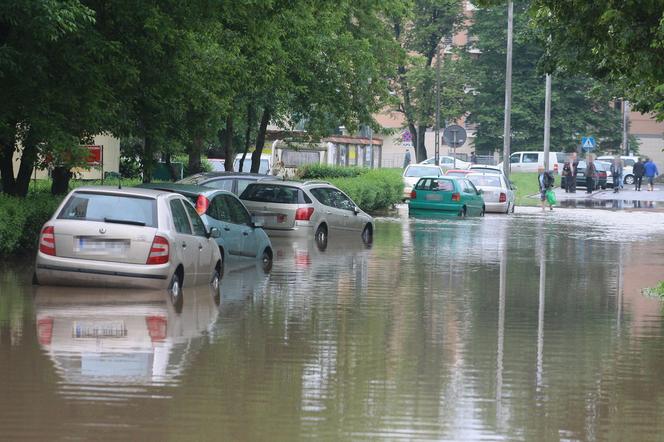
top-left (239, 181), bottom-right (374, 248)
top-left (34, 187), bottom-right (223, 309)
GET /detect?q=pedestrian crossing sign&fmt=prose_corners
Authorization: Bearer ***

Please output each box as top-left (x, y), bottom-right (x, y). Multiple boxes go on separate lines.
top-left (581, 136), bottom-right (596, 152)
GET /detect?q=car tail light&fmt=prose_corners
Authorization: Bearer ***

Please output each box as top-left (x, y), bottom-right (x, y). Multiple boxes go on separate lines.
top-left (295, 207), bottom-right (314, 221)
top-left (37, 318), bottom-right (54, 345)
top-left (195, 195), bottom-right (210, 215)
top-left (499, 192), bottom-right (506, 203)
top-left (452, 192), bottom-right (461, 202)
top-left (410, 190), bottom-right (417, 199)
top-left (146, 235), bottom-right (169, 265)
top-left (39, 226), bottom-right (56, 256)
top-left (146, 316), bottom-right (167, 342)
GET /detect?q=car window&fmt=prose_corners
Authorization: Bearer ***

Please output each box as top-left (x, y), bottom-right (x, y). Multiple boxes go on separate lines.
top-left (461, 179), bottom-right (476, 194)
top-left (510, 153), bottom-right (520, 164)
top-left (442, 157), bottom-right (454, 164)
top-left (432, 179), bottom-right (455, 191)
top-left (58, 192), bottom-right (157, 227)
top-left (208, 195), bottom-right (231, 222)
top-left (181, 200), bottom-right (208, 237)
top-left (170, 199), bottom-right (192, 234)
top-left (223, 195), bottom-right (251, 224)
top-left (415, 178), bottom-right (431, 190)
top-left (237, 179), bottom-right (256, 195)
top-left (404, 166), bottom-right (443, 177)
top-left (522, 153), bottom-right (539, 163)
top-left (468, 175), bottom-right (501, 187)
top-left (204, 178), bottom-right (234, 192)
top-left (329, 189), bottom-right (355, 210)
top-left (310, 188), bottom-right (334, 206)
top-left (241, 184), bottom-right (299, 204)
top-left (624, 159), bottom-right (635, 166)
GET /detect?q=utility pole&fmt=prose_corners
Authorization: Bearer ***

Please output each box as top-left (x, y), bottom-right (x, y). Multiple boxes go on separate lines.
top-left (622, 100), bottom-right (630, 156)
top-left (502, 0), bottom-right (514, 178)
top-left (435, 45), bottom-right (441, 166)
top-left (543, 73), bottom-right (551, 171)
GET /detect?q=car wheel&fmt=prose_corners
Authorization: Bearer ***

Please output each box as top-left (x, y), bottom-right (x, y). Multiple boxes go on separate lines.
top-left (458, 206), bottom-right (467, 218)
top-left (261, 248), bottom-right (273, 273)
top-left (210, 266), bottom-right (221, 291)
top-left (624, 175), bottom-right (635, 185)
top-left (315, 224), bottom-right (328, 250)
top-left (218, 247), bottom-right (225, 279)
top-left (361, 224), bottom-right (373, 244)
top-left (168, 271), bottom-right (183, 313)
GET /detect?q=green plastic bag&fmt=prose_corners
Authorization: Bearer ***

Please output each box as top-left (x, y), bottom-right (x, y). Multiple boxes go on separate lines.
top-left (546, 189), bottom-right (556, 205)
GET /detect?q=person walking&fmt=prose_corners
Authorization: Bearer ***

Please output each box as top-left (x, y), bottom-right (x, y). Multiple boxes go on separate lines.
top-left (569, 152), bottom-right (579, 193)
top-left (586, 157), bottom-right (597, 194)
top-left (562, 160), bottom-right (573, 193)
top-left (403, 148), bottom-right (411, 169)
top-left (610, 157), bottom-right (623, 193)
top-left (538, 166), bottom-right (554, 211)
top-left (644, 157), bottom-right (659, 191)
top-left (470, 151), bottom-right (478, 164)
top-left (633, 157), bottom-right (645, 191)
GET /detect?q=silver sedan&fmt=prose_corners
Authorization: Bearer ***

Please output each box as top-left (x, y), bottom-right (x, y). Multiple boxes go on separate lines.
top-left (467, 173), bottom-right (515, 214)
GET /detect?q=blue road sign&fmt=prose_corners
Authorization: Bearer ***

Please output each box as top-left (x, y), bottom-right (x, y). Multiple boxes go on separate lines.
top-left (581, 136), bottom-right (596, 152)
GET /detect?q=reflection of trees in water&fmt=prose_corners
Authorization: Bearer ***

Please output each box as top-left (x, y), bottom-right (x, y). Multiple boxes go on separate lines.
top-left (0, 263), bottom-right (34, 347)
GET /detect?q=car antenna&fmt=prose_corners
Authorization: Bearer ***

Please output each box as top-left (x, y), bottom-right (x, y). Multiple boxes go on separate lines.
top-left (118, 172), bottom-right (122, 189)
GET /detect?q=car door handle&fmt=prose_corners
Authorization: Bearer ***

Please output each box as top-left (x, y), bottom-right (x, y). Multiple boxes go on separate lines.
top-left (243, 232), bottom-right (248, 236)
top-left (326, 211), bottom-right (332, 215)
top-left (223, 227), bottom-right (231, 231)
top-left (182, 242), bottom-right (187, 249)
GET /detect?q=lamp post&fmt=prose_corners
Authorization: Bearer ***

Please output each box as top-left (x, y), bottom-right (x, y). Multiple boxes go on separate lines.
top-left (502, 0), bottom-right (514, 178)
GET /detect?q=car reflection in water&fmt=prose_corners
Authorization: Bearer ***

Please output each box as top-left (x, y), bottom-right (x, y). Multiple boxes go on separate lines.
top-left (34, 283), bottom-right (219, 400)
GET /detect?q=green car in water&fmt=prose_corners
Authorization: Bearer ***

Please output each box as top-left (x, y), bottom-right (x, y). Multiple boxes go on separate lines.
top-left (408, 176), bottom-right (485, 217)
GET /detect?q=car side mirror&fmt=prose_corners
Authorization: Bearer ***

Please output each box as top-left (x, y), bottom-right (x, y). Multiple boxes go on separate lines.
top-left (209, 227), bottom-right (221, 239)
top-left (477, 189), bottom-right (483, 195)
top-left (353, 206), bottom-right (361, 215)
top-left (250, 215), bottom-right (264, 228)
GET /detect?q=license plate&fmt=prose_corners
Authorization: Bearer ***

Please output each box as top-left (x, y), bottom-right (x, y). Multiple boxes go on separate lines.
top-left (425, 194), bottom-right (443, 201)
top-left (73, 320), bottom-right (127, 339)
top-left (76, 238), bottom-right (129, 254)
top-left (578, 173), bottom-right (585, 177)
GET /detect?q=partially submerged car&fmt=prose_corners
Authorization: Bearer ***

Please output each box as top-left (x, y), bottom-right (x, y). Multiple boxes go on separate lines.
top-left (34, 187), bottom-right (223, 310)
top-left (466, 172), bottom-right (515, 214)
top-left (408, 176), bottom-right (485, 217)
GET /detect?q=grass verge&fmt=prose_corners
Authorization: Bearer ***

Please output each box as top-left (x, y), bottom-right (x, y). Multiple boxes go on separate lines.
top-left (509, 172), bottom-right (558, 207)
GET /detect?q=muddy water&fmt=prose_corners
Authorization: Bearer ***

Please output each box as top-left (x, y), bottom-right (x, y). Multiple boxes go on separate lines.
top-left (2, 207), bottom-right (664, 441)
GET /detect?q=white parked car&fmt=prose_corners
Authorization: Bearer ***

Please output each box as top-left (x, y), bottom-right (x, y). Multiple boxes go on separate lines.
top-left (402, 164), bottom-right (445, 200)
top-left (466, 172), bottom-right (515, 214)
top-left (420, 156), bottom-right (471, 170)
top-left (498, 151), bottom-right (563, 174)
top-left (596, 155), bottom-right (639, 185)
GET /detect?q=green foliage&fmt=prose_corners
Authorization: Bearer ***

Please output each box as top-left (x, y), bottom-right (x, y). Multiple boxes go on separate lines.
top-left (508, 172), bottom-right (557, 206)
top-left (298, 165), bottom-right (365, 179)
top-left (328, 169), bottom-right (404, 212)
top-left (643, 281), bottom-right (664, 299)
top-left (466, 1), bottom-right (624, 155)
top-left (0, 193), bottom-right (63, 257)
top-left (531, 0), bottom-right (664, 119)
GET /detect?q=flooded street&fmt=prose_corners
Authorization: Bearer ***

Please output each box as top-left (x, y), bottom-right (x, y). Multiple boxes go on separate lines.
top-left (2, 207), bottom-right (664, 441)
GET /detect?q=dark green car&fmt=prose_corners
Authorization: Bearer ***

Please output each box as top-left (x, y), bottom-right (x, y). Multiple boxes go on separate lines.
top-left (407, 176), bottom-right (485, 217)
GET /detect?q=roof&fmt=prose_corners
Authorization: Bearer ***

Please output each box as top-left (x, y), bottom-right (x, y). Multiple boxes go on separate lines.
top-left (136, 183), bottom-right (233, 198)
top-left (72, 186), bottom-right (171, 198)
top-left (179, 171), bottom-right (277, 181)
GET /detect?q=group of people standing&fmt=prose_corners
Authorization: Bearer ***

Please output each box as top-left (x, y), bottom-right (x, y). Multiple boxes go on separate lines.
top-left (560, 153), bottom-right (659, 194)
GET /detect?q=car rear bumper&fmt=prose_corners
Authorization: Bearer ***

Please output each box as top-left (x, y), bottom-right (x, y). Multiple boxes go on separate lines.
top-left (35, 253), bottom-right (171, 289)
top-left (262, 224), bottom-right (314, 238)
top-left (485, 202), bottom-right (510, 213)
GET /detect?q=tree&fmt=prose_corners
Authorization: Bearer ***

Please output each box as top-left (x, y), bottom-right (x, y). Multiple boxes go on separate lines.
top-left (466, 1), bottom-right (624, 155)
top-left (389, 0), bottom-right (469, 162)
top-left (530, 1), bottom-right (664, 119)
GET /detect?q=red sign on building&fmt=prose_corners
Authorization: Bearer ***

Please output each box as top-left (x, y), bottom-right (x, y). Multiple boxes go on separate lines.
top-left (84, 145), bottom-right (103, 165)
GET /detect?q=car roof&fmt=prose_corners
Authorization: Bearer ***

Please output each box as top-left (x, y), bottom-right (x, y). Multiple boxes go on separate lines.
top-left (71, 186), bottom-right (173, 198)
top-left (136, 183), bottom-right (235, 198)
top-left (445, 169), bottom-right (470, 173)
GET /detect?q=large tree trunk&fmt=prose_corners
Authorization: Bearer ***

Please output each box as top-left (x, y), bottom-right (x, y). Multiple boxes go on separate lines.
top-left (1, 127), bottom-right (38, 197)
top-left (142, 136), bottom-right (153, 183)
top-left (223, 115), bottom-right (234, 171)
top-left (239, 104), bottom-right (255, 172)
top-left (51, 166), bottom-right (72, 195)
top-left (251, 108), bottom-right (271, 174)
top-left (188, 135), bottom-right (203, 175)
top-left (408, 123), bottom-right (429, 163)
top-left (0, 138), bottom-right (17, 195)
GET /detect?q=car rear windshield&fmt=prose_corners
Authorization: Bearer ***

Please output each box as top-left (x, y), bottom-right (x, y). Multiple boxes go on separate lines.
top-left (240, 184), bottom-right (309, 204)
top-left (58, 192), bottom-right (157, 227)
top-left (416, 178), bottom-right (455, 191)
top-left (405, 166), bottom-right (442, 177)
top-left (468, 175), bottom-right (501, 187)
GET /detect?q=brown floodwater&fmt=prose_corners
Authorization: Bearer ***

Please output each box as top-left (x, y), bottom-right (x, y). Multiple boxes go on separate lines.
top-left (2, 206), bottom-right (664, 441)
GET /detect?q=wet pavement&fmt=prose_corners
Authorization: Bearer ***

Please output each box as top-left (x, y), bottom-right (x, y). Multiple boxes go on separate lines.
top-left (2, 207), bottom-right (664, 440)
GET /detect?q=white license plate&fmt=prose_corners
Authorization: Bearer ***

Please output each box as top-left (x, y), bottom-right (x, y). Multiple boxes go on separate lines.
top-left (73, 321), bottom-right (127, 339)
top-left (76, 238), bottom-right (129, 253)
top-left (578, 173), bottom-right (585, 177)
top-left (425, 194), bottom-right (443, 201)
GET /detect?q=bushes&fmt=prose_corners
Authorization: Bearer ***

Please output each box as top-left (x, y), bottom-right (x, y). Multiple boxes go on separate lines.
top-left (0, 193), bottom-right (63, 257)
top-left (298, 164), bottom-right (365, 179)
top-left (328, 168), bottom-right (403, 212)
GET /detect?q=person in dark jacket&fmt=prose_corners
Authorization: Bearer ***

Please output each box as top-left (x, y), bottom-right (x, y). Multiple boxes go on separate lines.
top-left (538, 166), bottom-right (554, 211)
top-left (569, 152), bottom-right (579, 193)
top-left (562, 161), bottom-right (573, 193)
top-left (586, 158), bottom-right (597, 194)
top-left (633, 158), bottom-right (646, 191)
top-left (610, 157), bottom-right (623, 193)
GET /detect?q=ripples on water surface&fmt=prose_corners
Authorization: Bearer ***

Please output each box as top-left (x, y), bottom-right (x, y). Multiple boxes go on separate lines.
top-left (2, 206), bottom-right (664, 441)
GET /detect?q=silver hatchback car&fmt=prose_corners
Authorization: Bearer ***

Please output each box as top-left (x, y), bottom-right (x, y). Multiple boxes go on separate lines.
top-left (239, 181), bottom-right (373, 247)
top-left (34, 187), bottom-right (223, 310)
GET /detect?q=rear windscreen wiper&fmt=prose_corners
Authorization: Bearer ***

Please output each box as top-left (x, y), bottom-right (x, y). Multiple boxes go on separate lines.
top-left (104, 217), bottom-right (146, 226)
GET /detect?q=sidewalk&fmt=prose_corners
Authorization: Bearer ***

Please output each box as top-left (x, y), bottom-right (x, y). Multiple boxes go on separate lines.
top-left (553, 186), bottom-right (664, 202)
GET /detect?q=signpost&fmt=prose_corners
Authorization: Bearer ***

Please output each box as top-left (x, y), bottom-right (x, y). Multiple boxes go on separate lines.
top-left (443, 124), bottom-right (467, 168)
top-left (83, 145), bottom-right (104, 183)
top-left (581, 137), bottom-right (596, 153)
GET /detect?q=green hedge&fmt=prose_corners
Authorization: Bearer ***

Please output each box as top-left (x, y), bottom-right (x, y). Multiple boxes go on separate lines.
top-left (0, 193), bottom-right (63, 257)
top-left (328, 168), bottom-right (403, 212)
top-left (298, 164), bottom-right (365, 179)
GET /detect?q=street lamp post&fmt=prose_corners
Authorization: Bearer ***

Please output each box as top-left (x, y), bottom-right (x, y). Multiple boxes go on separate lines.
top-left (543, 73), bottom-right (552, 171)
top-left (502, 0), bottom-right (514, 178)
